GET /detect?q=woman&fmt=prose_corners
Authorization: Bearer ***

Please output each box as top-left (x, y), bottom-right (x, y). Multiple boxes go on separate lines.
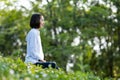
top-left (25, 13), bottom-right (58, 69)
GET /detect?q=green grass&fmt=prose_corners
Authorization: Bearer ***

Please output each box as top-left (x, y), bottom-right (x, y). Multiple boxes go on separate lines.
top-left (0, 56), bottom-right (109, 80)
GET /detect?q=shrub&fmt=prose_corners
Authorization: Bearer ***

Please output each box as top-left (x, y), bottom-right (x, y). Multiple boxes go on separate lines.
top-left (0, 56), bottom-right (107, 80)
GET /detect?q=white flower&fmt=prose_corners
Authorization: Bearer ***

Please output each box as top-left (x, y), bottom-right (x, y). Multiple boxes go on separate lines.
top-left (35, 75), bottom-right (39, 78)
top-left (9, 69), bottom-right (14, 74)
top-left (42, 73), bottom-right (47, 77)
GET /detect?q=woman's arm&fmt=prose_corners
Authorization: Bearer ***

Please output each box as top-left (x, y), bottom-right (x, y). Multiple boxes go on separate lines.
top-left (28, 31), bottom-right (44, 61)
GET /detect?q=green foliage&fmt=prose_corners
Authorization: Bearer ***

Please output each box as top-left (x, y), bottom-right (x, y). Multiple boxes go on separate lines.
top-left (0, 56), bottom-right (103, 80)
top-left (0, 0), bottom-right (120, 78)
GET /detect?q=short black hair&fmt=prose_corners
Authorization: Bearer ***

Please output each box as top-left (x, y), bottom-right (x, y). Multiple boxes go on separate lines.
top-left (30, 13), bottom-right (42, 28)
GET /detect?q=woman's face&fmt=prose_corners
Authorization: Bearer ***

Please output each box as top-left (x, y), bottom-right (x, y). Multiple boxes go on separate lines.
top-left (40, 15), bottom-right (44, 27)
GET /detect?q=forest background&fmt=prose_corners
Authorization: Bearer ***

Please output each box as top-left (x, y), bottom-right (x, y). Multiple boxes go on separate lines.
top-left (0, 0), bottom-right (120, 79)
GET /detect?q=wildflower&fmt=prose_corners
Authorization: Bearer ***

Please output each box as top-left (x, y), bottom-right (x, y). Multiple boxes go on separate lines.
top-left (9, 69), bottom-right (14, 74)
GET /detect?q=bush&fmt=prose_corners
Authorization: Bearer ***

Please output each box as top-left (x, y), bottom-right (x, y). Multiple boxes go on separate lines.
top-left (0, 56), bottom-right (107, 80)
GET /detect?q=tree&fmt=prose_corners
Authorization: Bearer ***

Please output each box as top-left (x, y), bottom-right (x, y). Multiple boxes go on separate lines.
top-left (0, 0), bottom-right (120, 78)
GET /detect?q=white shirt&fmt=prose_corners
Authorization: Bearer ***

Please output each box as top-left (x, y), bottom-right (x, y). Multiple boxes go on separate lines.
top-left (25, 28), bottom-right (44, 64)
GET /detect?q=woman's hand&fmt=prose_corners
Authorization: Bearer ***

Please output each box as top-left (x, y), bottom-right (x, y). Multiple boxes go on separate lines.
top-left (41, 60), bottom-right (46, 62)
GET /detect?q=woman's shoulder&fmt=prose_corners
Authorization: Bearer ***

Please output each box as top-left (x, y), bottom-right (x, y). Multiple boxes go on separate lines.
top-left (28, 29), bottom-right (40, 37)
top-left (26, 29), bottom-right (38, 41)
top-left (28, 29), bottom-right (36, 34)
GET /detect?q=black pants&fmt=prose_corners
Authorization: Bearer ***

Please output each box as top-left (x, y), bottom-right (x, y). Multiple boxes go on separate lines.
top-left (35, 62), bottom-right (59, 69)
